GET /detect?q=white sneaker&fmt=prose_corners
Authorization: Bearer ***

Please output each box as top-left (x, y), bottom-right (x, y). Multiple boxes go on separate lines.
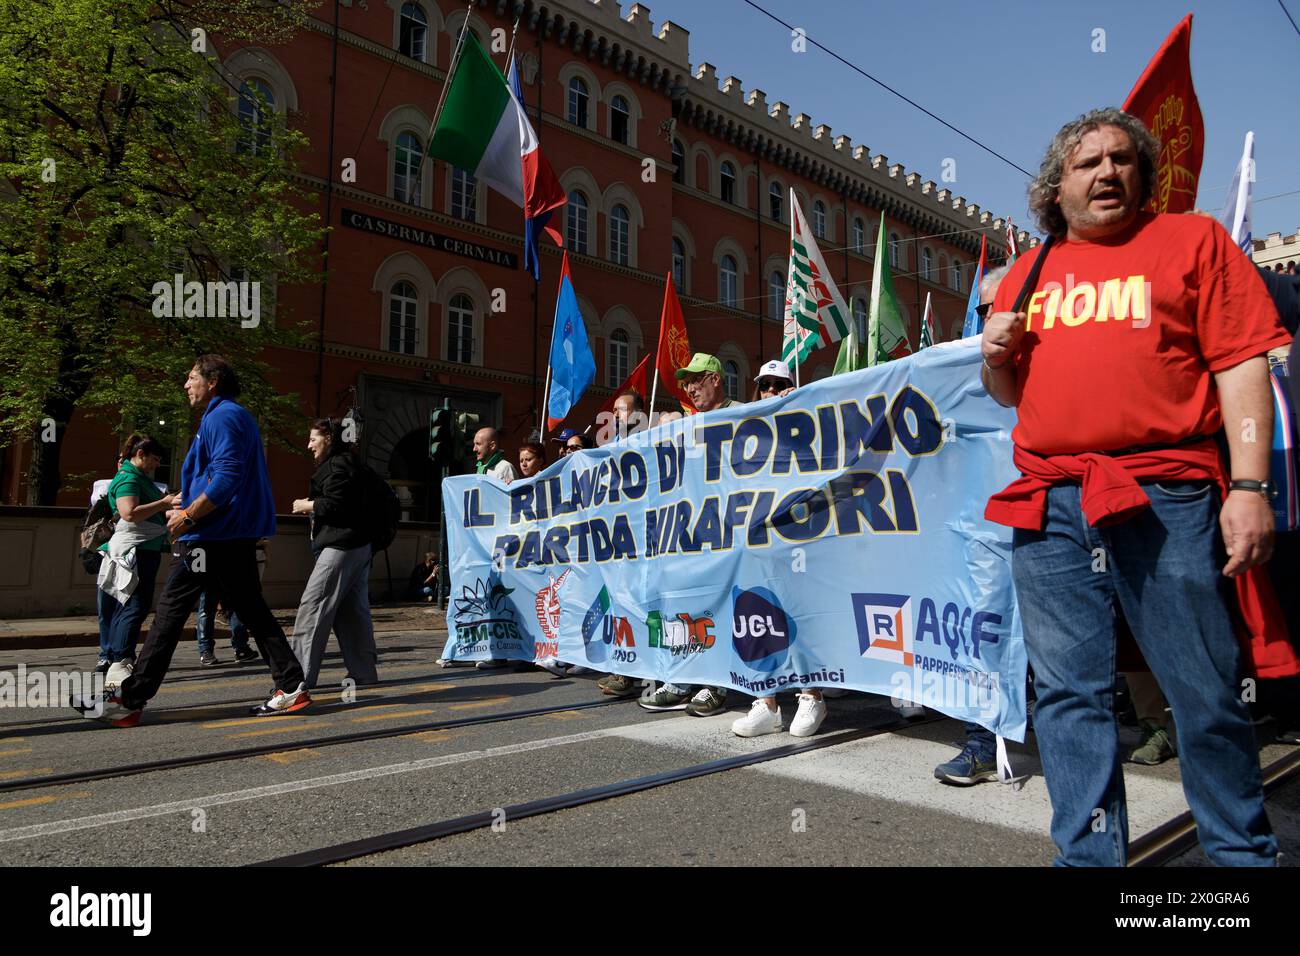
top-left (731, 700), bottom-right (783, 737)
top-left (790, 693), bottom-right (827, 737)
top-left (104, 660), bottom-right (133, 691)
top-left (566, 665), bottom-right (592, 675)
top-left (537, 659), bottom-right (568, 677)
top-left (897, 703), bottom-right (926, 720)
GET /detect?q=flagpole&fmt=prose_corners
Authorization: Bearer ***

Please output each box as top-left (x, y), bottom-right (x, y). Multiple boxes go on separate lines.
top-left (790, 188), bottom-right (800, 390)
top-left (424, 3), bottom-right (475, 152)
top-left (504, 12), bottom-right (522, 67)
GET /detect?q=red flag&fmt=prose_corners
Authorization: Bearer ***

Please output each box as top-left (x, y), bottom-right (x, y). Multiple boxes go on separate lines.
top-left (595, 353), bottom-right (651, 422)
top-left (1122, 14), bottom-right (1203, 215)
top-left (654, 276), bottom-right (697, 415)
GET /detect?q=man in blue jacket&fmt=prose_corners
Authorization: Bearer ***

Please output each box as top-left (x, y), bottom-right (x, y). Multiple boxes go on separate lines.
top-left (77, 355), bottom-right (309, 725)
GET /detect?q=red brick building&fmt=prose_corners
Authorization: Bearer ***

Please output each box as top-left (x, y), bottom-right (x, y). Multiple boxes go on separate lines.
top-left (3, 0), bottom-right (1031, 520)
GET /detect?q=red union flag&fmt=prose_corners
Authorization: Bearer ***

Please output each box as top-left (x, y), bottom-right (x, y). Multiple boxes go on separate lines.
top-left (1122, 14), bottom-right (1204, 215)
top-left (653, 276), bottom-right (697, 414)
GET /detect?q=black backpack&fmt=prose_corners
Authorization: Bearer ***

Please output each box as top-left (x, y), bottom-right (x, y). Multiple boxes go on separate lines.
top-left (357, 464), bottom-right (400, 552)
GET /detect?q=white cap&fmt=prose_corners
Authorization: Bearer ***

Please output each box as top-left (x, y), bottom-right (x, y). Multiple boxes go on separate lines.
top-left (754, 359), bottom-right (793, 383)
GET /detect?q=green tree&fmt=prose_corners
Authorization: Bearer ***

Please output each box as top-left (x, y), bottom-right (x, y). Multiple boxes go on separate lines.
top-left (0, 0), bottom-right (323, 503)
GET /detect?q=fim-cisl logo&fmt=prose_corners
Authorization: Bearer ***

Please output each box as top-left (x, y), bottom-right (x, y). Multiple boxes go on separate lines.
top-left (731, 586), bottom-right (795, 673)
top-left (581, 586), bottom-right (636, 664)
top-left (452, 577), bottom-right (522, 655)
top-left (50, 887), bottom-right (151, 936)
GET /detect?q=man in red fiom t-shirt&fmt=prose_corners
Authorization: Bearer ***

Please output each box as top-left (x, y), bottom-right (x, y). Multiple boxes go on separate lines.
top-left (981, 108), bottom-right (1288, 867)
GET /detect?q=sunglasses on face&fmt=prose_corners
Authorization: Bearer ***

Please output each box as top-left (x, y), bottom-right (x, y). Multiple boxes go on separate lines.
top-left (758, 379), bottom-right (785, 391)
top-left (565, 443), bottom-right (582, 452)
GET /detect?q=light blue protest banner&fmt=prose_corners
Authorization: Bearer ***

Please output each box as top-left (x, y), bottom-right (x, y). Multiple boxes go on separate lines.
top-left (442, 340), bottom-right (1028, 739)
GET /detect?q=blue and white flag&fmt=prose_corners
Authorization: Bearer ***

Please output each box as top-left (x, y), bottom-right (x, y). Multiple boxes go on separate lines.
top-left (1220, 130), bottom-right (1254, 254)
top-left (444, 339), bottom-right (1030, 740)
top-left (960, 236), bottom-right (988, 338)
top-left (545, 252), bottom-right (596, 431)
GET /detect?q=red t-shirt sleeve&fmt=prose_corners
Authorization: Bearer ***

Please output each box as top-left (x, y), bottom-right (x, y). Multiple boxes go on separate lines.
top-left (1195, 218), bottom-right (1290, 372)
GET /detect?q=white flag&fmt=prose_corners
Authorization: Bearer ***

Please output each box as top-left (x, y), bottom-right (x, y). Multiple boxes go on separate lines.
top-left (1219, 131), bottom-right (1254, 253)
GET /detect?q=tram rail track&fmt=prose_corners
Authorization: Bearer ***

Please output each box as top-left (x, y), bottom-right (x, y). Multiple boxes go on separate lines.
top-left (0, 695), bottom-right (634, 795)
top-left (250, 714), bottom-right (948, 867)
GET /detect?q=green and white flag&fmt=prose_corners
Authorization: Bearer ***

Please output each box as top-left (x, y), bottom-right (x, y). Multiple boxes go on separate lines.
top-left (867, 212), bottom-right (913, 366)
top-left (832, 295), bottom-right (866, 375)
top-left (919, 292), bottom-right (936, 349)
top-left (781, 189), bottom-right (851, 368)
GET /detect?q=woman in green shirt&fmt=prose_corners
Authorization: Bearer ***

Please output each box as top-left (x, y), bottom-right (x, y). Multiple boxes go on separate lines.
top-left (96, 434), bottom-right (178, 673)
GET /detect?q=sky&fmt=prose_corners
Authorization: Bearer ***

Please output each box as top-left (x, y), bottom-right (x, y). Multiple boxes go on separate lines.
top-left (639, 0), bottom-right (1300, 243)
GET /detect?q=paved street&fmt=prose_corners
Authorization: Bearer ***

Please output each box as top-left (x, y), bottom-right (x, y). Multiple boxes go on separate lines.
top-left (2, 619), bottom-right (1296, 866)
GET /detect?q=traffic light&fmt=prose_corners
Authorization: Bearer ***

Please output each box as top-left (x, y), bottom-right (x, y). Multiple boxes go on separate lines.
top-left (429, 407), bottom-right (453, 465)
top-left (455, 411), bottom-right (481, 462)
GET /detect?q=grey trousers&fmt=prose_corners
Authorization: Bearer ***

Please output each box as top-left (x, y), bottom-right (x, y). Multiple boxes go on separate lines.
top-left (289, 544), bottom-right (378, 688)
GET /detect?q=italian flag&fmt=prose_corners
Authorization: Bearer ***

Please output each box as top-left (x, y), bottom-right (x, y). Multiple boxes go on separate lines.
top-left (429, 32), bottom-right (565, 245)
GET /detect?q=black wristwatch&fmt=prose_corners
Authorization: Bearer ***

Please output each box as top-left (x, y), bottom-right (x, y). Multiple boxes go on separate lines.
top-left (1229, 479), bottom-right (1277, 500)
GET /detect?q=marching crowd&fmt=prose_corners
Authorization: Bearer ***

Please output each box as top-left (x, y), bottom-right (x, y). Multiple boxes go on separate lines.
top-left (72, 107), bottom-right (1300, 867)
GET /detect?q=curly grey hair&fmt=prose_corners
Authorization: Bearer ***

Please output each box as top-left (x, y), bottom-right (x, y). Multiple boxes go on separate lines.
top-left (1027, 108), bottom-right (1160, 239)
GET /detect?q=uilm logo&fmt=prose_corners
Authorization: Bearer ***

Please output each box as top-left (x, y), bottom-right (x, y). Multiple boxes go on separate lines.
top-left (49, 886), bottom-right (151, 936)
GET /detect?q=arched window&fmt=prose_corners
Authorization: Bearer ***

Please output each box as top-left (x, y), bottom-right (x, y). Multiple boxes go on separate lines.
top-left (723, 360), bottom-right (740, 401)
top-left (719, 255), bottom-right (738, 307)
top-left (393, 131), bottom-right (422, 205)
top-left (720, 161), bottom-right (736, 204)
top-left (236, 79), bottom-right (275, 156)
top-left (388, 280), bottom-right (419, 355)
top-left (671, 237), bottom-right (685, 290)
top-left (451, 167), bottom-right (476, 221)
top-left (447, 293), bottom-right (474, 364)
top-left (889, 231), bottom-right (901, 269)
top-left (922, 248), bottom-right (933, 281)
top-left (672, 139), bottom-right (685, 184)
top-left (769, 271), bottom-right (785, 321)
top-left (398, 3), bottom-right (427, 61)
top-left (951, 259), bottom-right (962, 290)
top-left (813, 200), bottom-right (827, 239)
top-left (853, 297), bottom-right (868, 342)
top-left (608, 204), bottom-right (630, 266)
top-left (608, 328), bottom-right (630, 388)
top-left (853, 217), bottom-right (865, 254)
top-left (566, 191), bottom-right (588, 254)
top-left (610, 95), bottom-right (630, 145)
top-left (769, 182), bottom-right (782, 221)
top-left (567, 77), bottom-right (589, 127)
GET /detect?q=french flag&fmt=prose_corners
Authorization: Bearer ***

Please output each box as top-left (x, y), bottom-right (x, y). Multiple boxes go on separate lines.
top-left (508, 55), bottom-right (566, 281)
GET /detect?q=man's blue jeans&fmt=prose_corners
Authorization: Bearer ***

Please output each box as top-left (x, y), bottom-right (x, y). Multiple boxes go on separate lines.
top-left (196, 591), bottom-right (251, 656)
top-left (1012, 481), bottom-right (1276, 867)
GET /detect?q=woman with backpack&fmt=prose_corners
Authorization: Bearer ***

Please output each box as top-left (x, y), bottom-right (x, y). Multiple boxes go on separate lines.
top-left (95, 435), bottom-right (179, 682)
top-left (287, 418), bottom-right (380, 689)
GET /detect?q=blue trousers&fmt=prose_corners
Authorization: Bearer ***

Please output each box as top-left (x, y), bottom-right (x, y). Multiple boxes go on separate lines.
top-left (1012, 481), bottom-right (1275, 866)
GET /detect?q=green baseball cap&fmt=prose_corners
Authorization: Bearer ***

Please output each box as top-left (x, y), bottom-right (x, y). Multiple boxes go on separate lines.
top-left (674, 352), bottom-right (723, 380)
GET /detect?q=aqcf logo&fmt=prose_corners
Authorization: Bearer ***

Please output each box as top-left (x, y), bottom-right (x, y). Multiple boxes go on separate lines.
top-left (731, 586), bottom-right (794, 673)
top-left (851, 592), bottom-right (914, 666)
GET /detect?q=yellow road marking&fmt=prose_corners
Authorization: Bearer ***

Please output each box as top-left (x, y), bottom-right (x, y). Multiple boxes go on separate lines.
top-left (0, 748), bottom-right (34, 757)
top-left (225, 721), bottom-right (328, 739)
top-left (449, 696), bottom-right (510, 712)
top-left (0, 791), bottom-right (91, 811)
top-left (412, 729), bottom-right (459, 744)
top-left (350, 708), bottom-right (438, 724)
top-left (0, 767), bottom-right (52, 780)
top-left (545, 710), bottom-right (589, 721)
top-left (202, 714), bottom-right (316, 730)
top-left (261, 749), bottom-right (321, 765)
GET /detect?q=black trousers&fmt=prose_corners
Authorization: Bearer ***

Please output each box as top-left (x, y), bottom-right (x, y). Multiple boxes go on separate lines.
top-left (120, 539), bottom-right (305, 709)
